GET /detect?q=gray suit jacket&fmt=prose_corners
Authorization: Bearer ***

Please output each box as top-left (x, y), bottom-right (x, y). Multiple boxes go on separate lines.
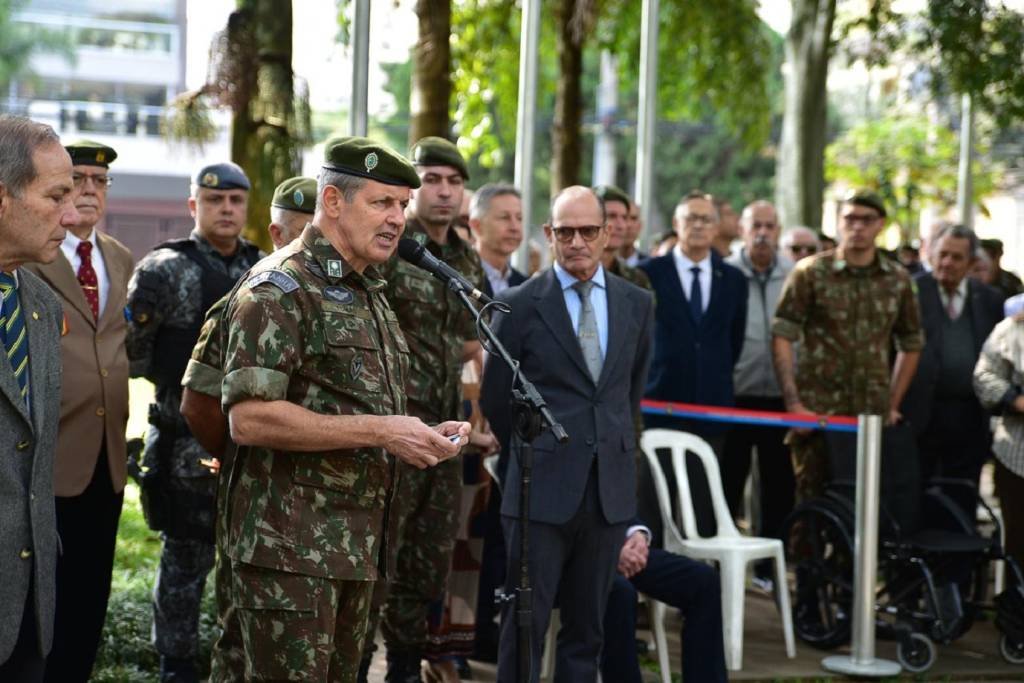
top-left (481, 267), bottom-right (654, 525)
top-left (0, 268), bottom-right (63, 663)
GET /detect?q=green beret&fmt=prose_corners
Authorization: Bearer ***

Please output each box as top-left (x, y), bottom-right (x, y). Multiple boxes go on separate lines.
top-left (194, 162), bottom-right (251, 190)
top-left (409, 136), bottom-right (469, 180)
top-left (322, 136), bottom-right (421, 189)
top-left (842, 188), bottom-right (886, 217)
top-left (271, 176), bottom-right (317, 214)
top-left (65, 139), bottom-right (117, 167)
top-left (593, 184), bottom-right (631, 210)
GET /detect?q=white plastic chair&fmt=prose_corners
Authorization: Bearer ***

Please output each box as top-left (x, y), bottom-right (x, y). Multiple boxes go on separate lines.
top-left (641, 429), bottom-right (796, 671)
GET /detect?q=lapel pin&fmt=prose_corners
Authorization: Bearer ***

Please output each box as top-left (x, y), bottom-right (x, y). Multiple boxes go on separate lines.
top-left (32, 311), bottom-right (39, 320)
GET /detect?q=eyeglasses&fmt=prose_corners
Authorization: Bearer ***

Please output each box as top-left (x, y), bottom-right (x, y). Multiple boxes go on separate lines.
top-left (683, 214), bottom-right (715, 226)
top-left (550, 225), bottom-right (603, 243)
top-left (841, 212), bottom-right (880, 227)
top-left (72, 173), bottom-right (113, 189)
top-left (789, 245), bottom-right (818, 255)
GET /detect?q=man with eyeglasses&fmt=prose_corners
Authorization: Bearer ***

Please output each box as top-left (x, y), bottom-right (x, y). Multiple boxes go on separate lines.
top-left (780, 226), bottom-right (820, 263)
top-left (23, 140), bottom-right (134, 683)
top-left (771, 190), bottom-right (923, 505)
top-left (638, 190), bottom-right (748, 539)
top-left (480, 186), bottom-right (653, 681)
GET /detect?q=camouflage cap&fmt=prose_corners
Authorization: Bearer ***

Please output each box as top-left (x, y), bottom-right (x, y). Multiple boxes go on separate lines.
top-left (322, 136), bottom-right (421, 189)
top-left (194, 162), bottom-right (251, 191)
top-left (842, 188), bottom-right (886, 217)
top-left (271, 176), bottom-right (317, 214)
top-left (65, 139), bottom-right (117, 167)
top-left (593, 184), bottom-right (631, 210)
top-left (409, 136), bottom-right (469, 180)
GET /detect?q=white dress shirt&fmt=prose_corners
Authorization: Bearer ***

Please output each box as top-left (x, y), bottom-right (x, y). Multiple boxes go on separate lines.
top-left (938, 277), bottom-right (969, 320)
top-left (672, 245), bottom-right (711, 312)
top-left (61, 229), bottom-right (110, 316)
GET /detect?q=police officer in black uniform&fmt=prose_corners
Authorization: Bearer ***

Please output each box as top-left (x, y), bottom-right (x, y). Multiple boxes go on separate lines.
top-left (126, 162), bottom-right (263, 682)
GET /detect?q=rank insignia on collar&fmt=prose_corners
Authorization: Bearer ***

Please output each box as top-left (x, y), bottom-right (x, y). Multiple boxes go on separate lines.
top-left (323, 285), bottom-right (354, 304)
top-left (327, 259), bottom-right (344, 278)
top-left (412, 232), bottom-right (428, 246)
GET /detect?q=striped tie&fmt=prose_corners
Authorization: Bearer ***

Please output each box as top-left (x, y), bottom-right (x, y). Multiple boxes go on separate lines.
top-left (0, 272), bottom-right (30, 406)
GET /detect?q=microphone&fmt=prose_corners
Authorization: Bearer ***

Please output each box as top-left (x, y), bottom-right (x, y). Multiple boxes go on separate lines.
top-left (397, 237), bottom-right (493, 304)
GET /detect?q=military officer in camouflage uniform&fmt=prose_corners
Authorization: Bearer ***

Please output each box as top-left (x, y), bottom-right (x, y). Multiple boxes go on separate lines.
top-left (179, 176), bottom-right (316, 682)
top-left (359, 137), bottom-right (484, 682)
top-left (210, 137), bottom-right (469, 683)
top-left (126, 162), bottom-right (263, 682)
top-left (594, 184), bottom-right (652, 291)
top-left (771, 189), bottom-right (924, 503)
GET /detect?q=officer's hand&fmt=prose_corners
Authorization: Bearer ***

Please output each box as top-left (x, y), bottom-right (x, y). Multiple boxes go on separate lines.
top-left (786, 400), bottom-right (815, 436)
top-left (434, 421), bottom-right (472, 456)
top-left (382, 416), bottom-right (459, 469)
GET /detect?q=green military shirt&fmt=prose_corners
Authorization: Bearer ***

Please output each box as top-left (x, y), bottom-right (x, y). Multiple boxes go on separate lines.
top-left (220, 224), bottom-right (410, 581)
top-left (608, 257), bottom-right (652, 290)
top-left (772, 248), bottom-right (924, 416)
top-left (380, 219), bottom-right (484, 423)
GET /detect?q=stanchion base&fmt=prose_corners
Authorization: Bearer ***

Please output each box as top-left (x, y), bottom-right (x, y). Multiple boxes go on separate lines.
top-left (822, 655), bottom-right (900, 677)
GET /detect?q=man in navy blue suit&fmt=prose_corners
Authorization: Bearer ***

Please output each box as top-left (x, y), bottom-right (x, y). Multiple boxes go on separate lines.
top-left (639, 190), bottom-right (748, 538)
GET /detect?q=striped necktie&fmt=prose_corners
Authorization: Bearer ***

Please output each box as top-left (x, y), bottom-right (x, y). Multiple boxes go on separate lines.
top-left (0, 272), bottom-right (30, 406)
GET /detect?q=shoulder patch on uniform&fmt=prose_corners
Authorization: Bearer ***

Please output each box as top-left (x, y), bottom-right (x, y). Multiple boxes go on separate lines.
top-left (246, 269), bottom-right (299, 293)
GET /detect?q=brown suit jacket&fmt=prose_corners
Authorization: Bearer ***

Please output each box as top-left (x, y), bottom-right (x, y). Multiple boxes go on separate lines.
top-left (25, 231), bottom-right (134, 496)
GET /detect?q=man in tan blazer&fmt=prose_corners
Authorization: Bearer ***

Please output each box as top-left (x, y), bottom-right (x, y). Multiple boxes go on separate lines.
top-left (25, 139), bottom-right (134, 683)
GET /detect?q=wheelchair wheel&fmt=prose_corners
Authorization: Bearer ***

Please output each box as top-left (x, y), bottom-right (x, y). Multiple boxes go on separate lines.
top-left (784, 504), bottom-right (855, 650)
top-left (1000, 634), bottom-right (1024, 665)
top-left (897, 632), bottom-right (936, 673)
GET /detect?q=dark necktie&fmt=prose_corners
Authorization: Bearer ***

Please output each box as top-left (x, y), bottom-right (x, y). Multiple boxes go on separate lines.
top-left (572, 280), bottom-right (603, 382)
top-left (689, 265), bottom-right (703, 323)
top-left (77, 240), bottom-right (99, 320)
top-left (0, 272), bottom-right (30, 406)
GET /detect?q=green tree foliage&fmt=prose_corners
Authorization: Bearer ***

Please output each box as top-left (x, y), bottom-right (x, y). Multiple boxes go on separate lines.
top-left (0, 0), bottom-right (74, 92)
top-left (825, 114), bottom-right (998, 241)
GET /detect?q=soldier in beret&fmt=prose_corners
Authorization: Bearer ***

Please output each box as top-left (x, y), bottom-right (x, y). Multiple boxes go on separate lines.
top-left (210, 137), bottom-right (469, 682)
top-left (125, 161), bottom-right (264, 682)
top-left (22, 139), bottom-right (134, 683)
top-left (359, 136), bottom-right (484, 681)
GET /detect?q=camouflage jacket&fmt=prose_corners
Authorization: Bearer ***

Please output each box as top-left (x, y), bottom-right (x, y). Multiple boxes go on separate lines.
top-left (380, 219), bottom-right (484, 423)
top-left (182, 295), bottom-right (228, 399)
top-left (608, 257), bottom-right (652, 290)
top-left (127, 230), bottom-right (262, 477)
top-left (772, 248), bottom-right (924, 416)
top-left (220, 224), bottom-right (410, 581)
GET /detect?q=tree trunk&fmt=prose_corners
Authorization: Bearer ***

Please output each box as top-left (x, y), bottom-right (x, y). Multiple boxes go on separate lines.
top-left (776, 0), bottom-right (837, 230)
top-left (551, 0), bottom-right (586, 194)
top-left (230, 0), bottom-right (300, 252)
top-left (409, 0), bottom-right (451, 144)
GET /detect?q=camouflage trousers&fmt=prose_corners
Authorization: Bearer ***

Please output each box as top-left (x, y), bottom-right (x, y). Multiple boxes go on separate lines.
top-left (365, 457), bottom-right (462, 657)
top-left (209, 447), bottom-right (245, 683)
top-left (211, 561), bottom-right (373, 682)
top-left (153, 534), bottom-right (215, 659)
top-left (786, 429), bottom-right (830, 503)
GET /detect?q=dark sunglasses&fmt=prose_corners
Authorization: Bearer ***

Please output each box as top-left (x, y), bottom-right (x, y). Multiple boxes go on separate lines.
top-left (550, 225), bottom-right (603, 243)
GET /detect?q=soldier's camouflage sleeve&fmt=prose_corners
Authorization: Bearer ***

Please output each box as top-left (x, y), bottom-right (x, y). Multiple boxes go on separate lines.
top-left (182, 295), bottom-right (228, 399)
top-left (772, 262), bottom-right (811, 341)
top-left (125, 249), bottom-right (174, 378)
top-left (221, 285), bottom-right (302, 410)
top-left (892, 271), bottom-right (925, 352)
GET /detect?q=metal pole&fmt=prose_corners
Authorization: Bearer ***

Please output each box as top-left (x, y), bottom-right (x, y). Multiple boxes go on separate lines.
top-left (634, 0), bottom-right (659, 251)
top-left (956, 92), bottom-right (975, 229)
top-left (592, 50), bottom-right (618, 186)
top-left (349, 0), bottom-right (371, 137)
top-left (823, 415), bottom-right (901, 677)
top-left (511, 0), bottom-right (541, 273)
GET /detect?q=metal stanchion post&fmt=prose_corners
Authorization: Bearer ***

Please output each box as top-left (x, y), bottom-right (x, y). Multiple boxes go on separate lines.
top-left (822, 415), bottom-right (901, 677)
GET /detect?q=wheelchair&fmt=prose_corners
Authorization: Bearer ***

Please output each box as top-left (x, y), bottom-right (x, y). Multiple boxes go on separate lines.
top-left (781, 428), bottom-right (1024, 673)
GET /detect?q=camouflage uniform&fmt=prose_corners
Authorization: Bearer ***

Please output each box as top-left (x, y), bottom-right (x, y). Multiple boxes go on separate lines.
top-left (211, 224), bottom-right (410, 682)
top-left (126, 229), bottom-right (262, 664)
top-left (608, 256), bottom-right (652, 291)
top-left (772, 248), bottom-right (924, 500)
top-left (365, 220), bottom-right (483, 660)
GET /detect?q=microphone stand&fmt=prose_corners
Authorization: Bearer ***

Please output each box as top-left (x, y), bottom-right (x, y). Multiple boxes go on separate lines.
top-left (450, 283), bottom-right (568, 683)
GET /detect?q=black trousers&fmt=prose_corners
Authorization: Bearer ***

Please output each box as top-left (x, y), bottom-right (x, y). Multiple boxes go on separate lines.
top-left (917, 398), bottom-right (989, 521)
top-left (44, 446), bottom-right (124, 683)
top-left (722, 396), bottom-right (795, 543)
top-left (0, 581), bottom-right (45, 682)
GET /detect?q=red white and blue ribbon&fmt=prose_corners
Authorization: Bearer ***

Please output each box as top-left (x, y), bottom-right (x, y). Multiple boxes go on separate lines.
top-left (640, 399), bottom-right (859, 433)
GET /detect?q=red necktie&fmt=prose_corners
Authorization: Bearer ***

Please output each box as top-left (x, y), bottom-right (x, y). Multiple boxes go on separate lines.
top-left (946, 289), bottom-right (959, 320)
top-left (77, 241), bottom-right (99, 321)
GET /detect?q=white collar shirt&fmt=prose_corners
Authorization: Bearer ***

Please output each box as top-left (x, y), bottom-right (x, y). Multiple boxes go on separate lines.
top-left (672, 245), bottom-right (712, 313)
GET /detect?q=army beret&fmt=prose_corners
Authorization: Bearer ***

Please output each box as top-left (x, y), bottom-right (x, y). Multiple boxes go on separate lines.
top-left (271, 176), bottom-right (317, 214)
top-left (593, 184), bottom-right (631, 209)
top-left (322, 136), bottom-right (421, 189)
top-left (65, 139), bottom-right (117, 167)
top-left (980, 238), bottom-right (1004, 253)
top-left (194, 162), bottom-right (251, 191)
top-left (842, 188), bottom-right (886, 217)
top-left (409, 136), bottom-right (469, 180)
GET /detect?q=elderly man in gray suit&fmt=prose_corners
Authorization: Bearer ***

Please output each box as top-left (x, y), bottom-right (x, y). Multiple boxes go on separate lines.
top-left (481, 186), bottom-right (654, 682)
top-left (0, 115), bottom-right (79, 681)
